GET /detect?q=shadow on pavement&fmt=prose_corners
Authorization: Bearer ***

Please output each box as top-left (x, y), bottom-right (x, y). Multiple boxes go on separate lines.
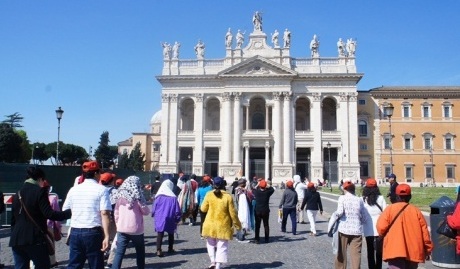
top-left (226, 261), bottom-right (284, 268)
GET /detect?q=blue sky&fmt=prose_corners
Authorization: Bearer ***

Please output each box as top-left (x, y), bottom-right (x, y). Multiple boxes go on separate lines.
top-left (1, 1), bottom-right (459, 151)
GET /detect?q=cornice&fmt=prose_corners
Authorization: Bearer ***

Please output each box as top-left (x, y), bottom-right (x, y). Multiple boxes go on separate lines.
top-left (370, 86), bottom-right (460, 98)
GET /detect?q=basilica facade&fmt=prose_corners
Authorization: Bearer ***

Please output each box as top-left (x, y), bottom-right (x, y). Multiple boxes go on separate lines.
top-left (156, 14), bottom-right (362, 184)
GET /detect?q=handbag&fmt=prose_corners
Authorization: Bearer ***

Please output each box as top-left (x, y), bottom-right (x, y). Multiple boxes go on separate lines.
top-left (437, 218), bottom-right (456, 239)
top-left (376, 203), bottom-right (409, 253)
top-left (53, 221), bottom-right (62, 241)
top-left (17, 191), bottom-right (55, 255)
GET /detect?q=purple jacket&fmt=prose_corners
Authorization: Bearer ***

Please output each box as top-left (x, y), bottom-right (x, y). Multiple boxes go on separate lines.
top-left (153, 195), bottom-right (181, 233)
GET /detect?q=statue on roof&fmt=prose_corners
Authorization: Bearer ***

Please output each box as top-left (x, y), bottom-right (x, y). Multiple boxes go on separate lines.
top-left (310, 34), bottom-right (320, 57)
top-left (225, 28), bottom-right (233, 48)
top-left (337, 38), bottom-right (346, 57)
top-left (346, 38), bottom-right (357, 57)
top-left (283, 29), bottom-right (291, 48)
top-left (271, 30), bottom-right (279, 48)
top-left (172, 41), bottom-right (180, 59)
top-left (194, 39), bottom-right (205, 59)
top-left (161, 42), bottom-right (171, 60)
top-left (236, 30), bottom-right (245, 49)
top-left (253, 11), bottom-right (262, 31)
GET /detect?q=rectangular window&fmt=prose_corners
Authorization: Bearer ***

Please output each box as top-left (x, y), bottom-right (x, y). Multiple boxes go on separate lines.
top-left (405, 166), bottom-right (413, 180)
top-left (153, 143), bottom-right (161, 152)
top-left (360, 161), bottom-right (369, 177)
top-left (384, 138), bottom-right (391, 149)
top-left (425, 166), bottom-right (433, 179)
top-left (446, 138), bottom-right (452, 150)
top-left (359, 144), bottom-right (368, 150)
top-left (447, 166), bottom-right (455, 179)
top-left (403, 106), bottom-right (410, 118)
top-left (423, 106), bottom-right (430, 118)
top-left (384, 166), bottom-right (392, 179)
top-left (358, 99), bottom-right (366, 105)
top-left (424, 138), bottom-right (431, 150)
top-left (444, 106), bottom-right (451, 118)
top-left (404, 138), bottom-right (411, 150)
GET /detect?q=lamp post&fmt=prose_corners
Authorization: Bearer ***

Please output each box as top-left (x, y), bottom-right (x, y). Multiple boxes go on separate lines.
top-left (89, 146), bottom-right (93, 160)
top-left (55, 107), bottom-right (64, 165)
top-left (384, 103), bottom-right (394, 174)
top-left (430, 145), bottom-right (435, 186)
top-left (327, 142), bottom-right (332, 191)
top-left (31, 144), bottom-right (39, 165)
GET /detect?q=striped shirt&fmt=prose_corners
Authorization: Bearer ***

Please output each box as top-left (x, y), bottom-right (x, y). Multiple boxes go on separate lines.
top-left (63, 178), bottom-right (112, 228)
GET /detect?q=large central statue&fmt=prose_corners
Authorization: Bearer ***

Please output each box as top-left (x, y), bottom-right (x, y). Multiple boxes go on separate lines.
top-left (252, 11), bottom-right (262, 31)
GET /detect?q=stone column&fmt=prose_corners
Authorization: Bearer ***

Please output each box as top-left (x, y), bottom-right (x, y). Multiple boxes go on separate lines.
top-left (265, 141), bottom-right (270, 180)
top-left (245, 105), bottom-right (249, 130)
top-left (272, 92), bottom-right (282, 165)
top-left (194, 94), bottom-right (204, 174)
top-left (233, 92), bottom-right (242, 165)
top-left (168, 94), bottom-right (179, 167)
top-left (265, 104), bottom-right (269, 131)
top-left (160, 94), bottom-right (170, 166)
top-left (283, 92), bottom-right (292, 164)
top-left (244, 143), bottom-right (250, 179)
top-left (221, 92), bottom-right (232, 164)
top-left (311, 92), bottom-right (323, 180)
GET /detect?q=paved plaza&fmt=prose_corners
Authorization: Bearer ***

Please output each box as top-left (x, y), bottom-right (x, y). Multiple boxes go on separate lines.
top-left (0, 189), bottom-right (437, 268)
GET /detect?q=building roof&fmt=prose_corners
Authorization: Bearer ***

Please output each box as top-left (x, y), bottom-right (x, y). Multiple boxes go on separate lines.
top-left (370, 86), bottom-right (460, 98)
top-left (150, 110), bottom-right (162, 125)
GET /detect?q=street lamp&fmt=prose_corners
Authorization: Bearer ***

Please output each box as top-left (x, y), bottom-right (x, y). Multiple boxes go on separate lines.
top-left (430, 145), bottom-right (435, 186)
top-left (383, 103), bottom-right (394, 174)
top-left (31, 144), bottom-right (39, 165)
top-left (55, 107), bottom-right (64, 165)
top-left (327, 142), bottom-right (332, 191)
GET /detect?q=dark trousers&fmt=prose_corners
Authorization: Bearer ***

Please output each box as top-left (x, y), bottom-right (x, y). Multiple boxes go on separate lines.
top-left (254, 211), bottom-right (270, 242)
top-left (67, 227), bottom-right (105, 269)
top-left (12, 244), bottom-right (50, 269)
top-left (112, 232), bottom-right (145, 269)
top-left (199, 209), bottom-right (207, 235)
top-left (365, 236), bottom-right (383, 269)
top-left (156, 232), bottom-right (174, 251)
top-left (281, 207), bottom-right (297, 235)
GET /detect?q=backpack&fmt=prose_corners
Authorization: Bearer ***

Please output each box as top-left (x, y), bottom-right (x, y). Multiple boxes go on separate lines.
top-left (0, 192), bottom-right (5, 214)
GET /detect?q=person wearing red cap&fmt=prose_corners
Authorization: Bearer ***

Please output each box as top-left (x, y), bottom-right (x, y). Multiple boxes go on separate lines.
top-left (300, 182), bottom-right (323, 236)
top-left (279, 180), bottom-right (298, 235)
top-left (196, 175), bottom-right (213, 237)
top-left (62, 161), bottom-right (112, 268)
top-left (376, 184), bottom-right (432, 268)
top-left (362, 178), bottom-right (387, 269)
top-left (252, 179), bottom-right (274, 243)
top-left (334, 180), bottom-right (368, 269)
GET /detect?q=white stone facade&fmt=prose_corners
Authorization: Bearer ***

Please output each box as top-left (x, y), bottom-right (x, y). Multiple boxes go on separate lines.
top-left (157, 14), bottom-right (362, 184)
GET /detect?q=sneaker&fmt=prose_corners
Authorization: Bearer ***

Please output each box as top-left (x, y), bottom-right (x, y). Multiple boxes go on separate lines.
top-left (188, 223), bottom-right (194, 226)
top-left (104, 264), bottom-right (112, 269)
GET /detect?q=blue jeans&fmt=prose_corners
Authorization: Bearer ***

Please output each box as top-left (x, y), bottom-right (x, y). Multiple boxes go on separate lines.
top-left (12, 244), bottom-right (50, 269)
top-left (68, 227), bottom-right (104, 269)
top-left (111, 232), bottom-right (145, 269)
top-left (281, 207), bottom-right (297, 235)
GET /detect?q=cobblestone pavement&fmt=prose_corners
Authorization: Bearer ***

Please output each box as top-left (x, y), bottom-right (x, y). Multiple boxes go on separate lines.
top-left (0, 189), bottom-right (438, 268)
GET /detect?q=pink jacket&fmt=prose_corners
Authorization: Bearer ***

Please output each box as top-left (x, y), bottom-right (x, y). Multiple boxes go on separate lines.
top-left (114, 197), bottom-right (150, 234)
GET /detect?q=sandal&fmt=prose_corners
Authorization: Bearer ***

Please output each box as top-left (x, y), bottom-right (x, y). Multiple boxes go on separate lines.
top-left (156, 250), bottom-right (165, 257)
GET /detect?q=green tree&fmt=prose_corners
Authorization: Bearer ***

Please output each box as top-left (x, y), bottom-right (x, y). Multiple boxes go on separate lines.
top-left (94, 131), bottom-right (118, 169)
top-left (31, 142), bottom-right (50, 165)
top-left (0, 123), bottom-right (24, 162)
top-left (2, 112), bottom-right (24, 128)
top-left (117, 151), bottom-right (130, 170)
top-left (60, 144), bottom-right (88, 166)
top-left (16, 130), bottom-right (31, 163)
top-left (129, 142), bottom-right (145, 171)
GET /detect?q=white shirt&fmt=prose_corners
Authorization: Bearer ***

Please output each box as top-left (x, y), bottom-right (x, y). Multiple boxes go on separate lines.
top-left (294, 182), bottom-right (307, 200)
top-left (336, 192), bottom-right (368, 236)
top-left (63, 178), bottom-right (112, 228)
top-left (362, 195), bottom-right (387, 237)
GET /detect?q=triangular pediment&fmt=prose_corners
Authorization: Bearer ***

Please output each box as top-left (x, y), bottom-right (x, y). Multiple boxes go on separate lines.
top-left (218, 56), bottom-right (297, 77)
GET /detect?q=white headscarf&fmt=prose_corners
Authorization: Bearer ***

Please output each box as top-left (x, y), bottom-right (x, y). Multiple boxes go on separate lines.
top-left (293, 175), bottom-right (301, 183)
top-left (155, 179), bottom-right (176, 198)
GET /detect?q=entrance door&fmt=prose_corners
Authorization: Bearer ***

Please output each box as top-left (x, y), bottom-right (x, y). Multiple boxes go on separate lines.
top-left (248, 147), bottom-right (268, 179)
top-left (296, 148), bottom-right (311, 180)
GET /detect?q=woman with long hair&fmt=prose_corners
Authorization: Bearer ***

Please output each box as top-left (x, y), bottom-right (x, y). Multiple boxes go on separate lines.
top-left (201, 177), bottom-right (242, 269)
top-left (362, 178), bottom-right (386, 269)
top-left (111, 176), bottom-right (151, 269)
top-left (300, 182), bottom-right (323, 236)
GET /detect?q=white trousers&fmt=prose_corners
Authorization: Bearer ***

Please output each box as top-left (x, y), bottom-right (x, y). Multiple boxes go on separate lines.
top-left (206, 238), bottom-right (228, 264)
top-left (306, 210), bottom-right (318, 234)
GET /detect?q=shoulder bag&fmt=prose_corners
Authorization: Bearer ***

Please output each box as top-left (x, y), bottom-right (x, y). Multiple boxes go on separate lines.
top-left (17, 191), bottom-right (55, 255)
top-left (374, 203), bottom-right (409, 253)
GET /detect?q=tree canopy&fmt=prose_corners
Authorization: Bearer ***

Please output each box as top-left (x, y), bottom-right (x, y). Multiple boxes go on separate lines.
top-left (94, 131), bottom-right (118, 169)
